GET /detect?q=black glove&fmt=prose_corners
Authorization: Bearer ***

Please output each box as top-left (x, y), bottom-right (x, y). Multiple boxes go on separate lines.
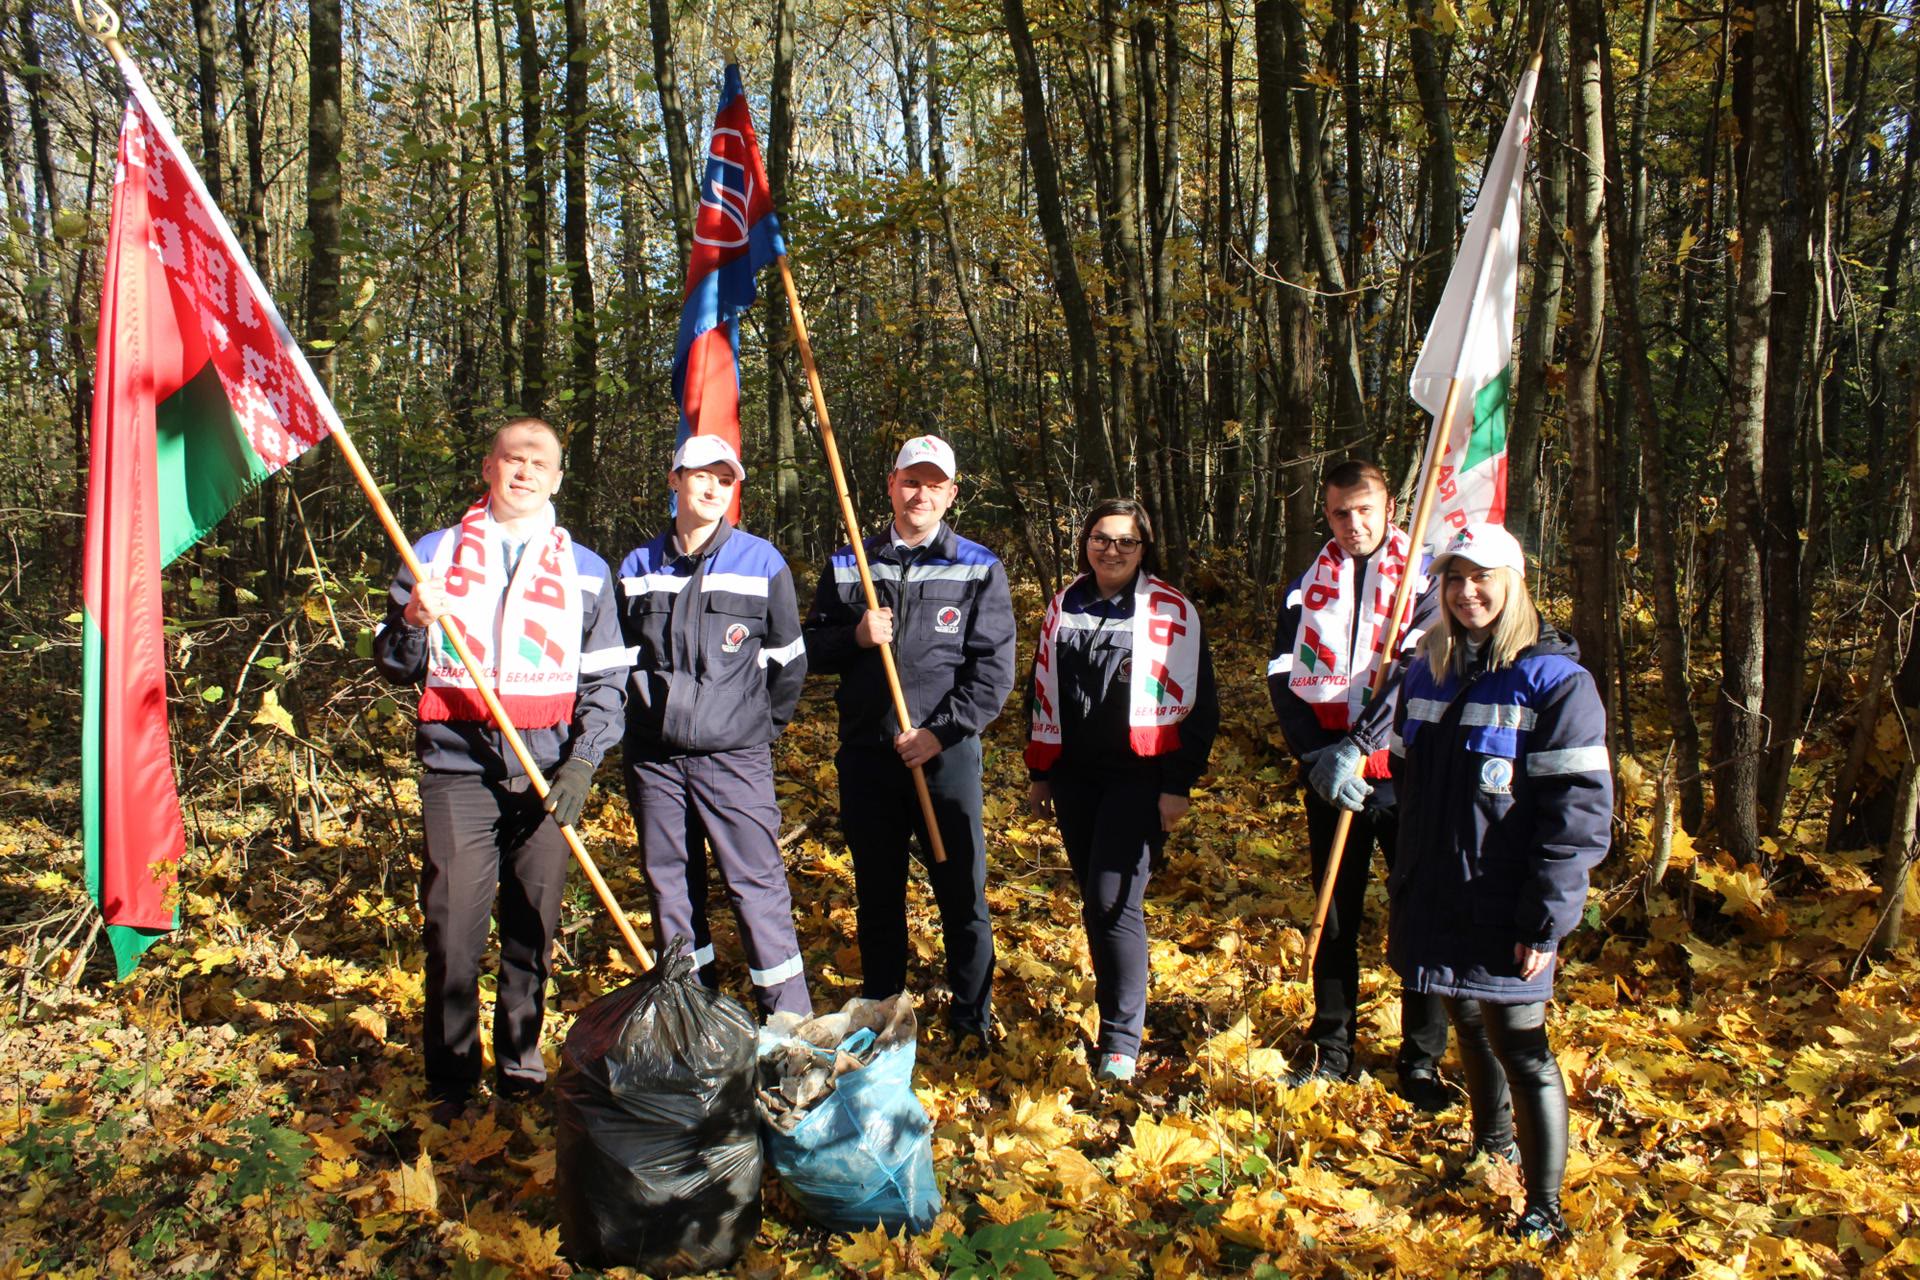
top-left (542, 757), bottom-right (596, 828)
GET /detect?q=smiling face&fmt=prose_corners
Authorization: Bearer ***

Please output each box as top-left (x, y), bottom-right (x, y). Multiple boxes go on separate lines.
top-left (1086, 514), bottom-right (1144, 596)
top-left (481, 422), bottom-right (564, 523)
top-left (669, 464), bottom-right (738, 529)
top-left (1443, 561), bottom-right (1511, 641)
top-left (1323, 478), bottom-right (1393, 558)
top-left (888, 462), bottom-right (957, 541)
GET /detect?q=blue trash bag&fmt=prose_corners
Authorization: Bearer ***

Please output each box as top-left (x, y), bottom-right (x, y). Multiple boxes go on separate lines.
top-left (757, 998), bottom-right (942, 1234)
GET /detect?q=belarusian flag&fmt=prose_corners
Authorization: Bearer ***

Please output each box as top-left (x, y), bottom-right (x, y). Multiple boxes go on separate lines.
top-left (84, 53), bottom-right (336, 977)
top-left (1408, 61), bottom-right (1539, 545)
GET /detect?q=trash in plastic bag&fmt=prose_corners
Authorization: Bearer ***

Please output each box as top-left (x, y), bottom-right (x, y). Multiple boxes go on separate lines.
top-left (555, 938), bottom-right (763, 1274)
top-left (756, 994), bottom-right (942, 1234)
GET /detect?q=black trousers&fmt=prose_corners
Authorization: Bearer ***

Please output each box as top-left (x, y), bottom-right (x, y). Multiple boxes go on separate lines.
top-left (625, 744), bottom-right (811, 1017)
top-left (836, 737), bottom-right (994, 1032)
top-left (418, 770), bottom-right (569, 1099)
top-left (1444, 997), bottom-right (1569, 1213)
top-left (1304, 789), bottom-right (1447, 1074)
top-left (1051, 771), bottom-right (1164, 1059)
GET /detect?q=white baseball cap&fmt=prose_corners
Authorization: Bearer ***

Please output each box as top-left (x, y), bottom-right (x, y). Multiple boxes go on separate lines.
top-left (893, 434), bottom-right (957, 479)
top-left (672, 433), bottom-right (746, 482)
top-left (1431, 522), bottom-right (1526, 578)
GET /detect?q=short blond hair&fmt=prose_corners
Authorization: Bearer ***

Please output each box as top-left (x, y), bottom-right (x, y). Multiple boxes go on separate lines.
top-left (1420, 565), bottom-right (1540, 681)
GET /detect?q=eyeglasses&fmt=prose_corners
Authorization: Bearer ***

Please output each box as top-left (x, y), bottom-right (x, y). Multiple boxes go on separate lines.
top-left (1088, 533), bottom-right (1144, 552)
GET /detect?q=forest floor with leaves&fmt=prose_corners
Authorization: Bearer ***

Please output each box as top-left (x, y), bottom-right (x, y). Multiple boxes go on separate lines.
top-left (1, 572), bottom-right (1918, 1279)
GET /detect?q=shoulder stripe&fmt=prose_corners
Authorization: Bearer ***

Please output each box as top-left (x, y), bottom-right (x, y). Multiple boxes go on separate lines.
top-left (623, 573), bottom-right (689, 596)
top-left (702, 571), bottom-right (771, 598)
top-left (579, 645), bottom-right (637, 674)
top-left (1527, 744), bottom-right (1611, 777)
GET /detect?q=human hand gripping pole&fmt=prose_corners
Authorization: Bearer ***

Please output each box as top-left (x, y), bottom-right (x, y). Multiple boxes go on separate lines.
top-left (776, 253), bottom-right (948, 864)
top-left (1297, 375), bottom-right (1464, 983)
top-left (70, 0), bottom-right (650, 972)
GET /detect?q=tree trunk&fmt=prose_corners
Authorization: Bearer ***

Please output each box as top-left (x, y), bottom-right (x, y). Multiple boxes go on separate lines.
top-left (646, 0), bottom-right (698, 271)
top-left (766, 0), bottom-right (800, 542)
top-left (1592, 3), bottom-right (1706, 832)
top-left (1870, 372), bottom-right (1920, 955)
top-left (1759, 0), bottom-right (1817, 829)
top-left (1002, 0), bottom-right (1120, 493)
top-left (515, 0), bottom-right (549, 416)
top-left (1139, 8), bottom-right (1190, 575)
top-left (306, 0), bottom-right (342, 394)
top-left (1256, 0), bottom-right (1321, 583)
top-left (561, 0), bottom-right (598, 530)
top-left (1289, 0), bottom-right (1366, 445)
top-left (1717, 0), bottom-right (1789, 867)
top-left (1405, 0), bottom-right (1458, 329)
top-left (189, 0), bottom-right (224, 205)
top-left (1208, 10), bottom-right (1241, 546)
top-left (1508, 0), bottom-right (1565, 551)
top-left (472, 0), bottom-right (520, 405)
top-left (1565, 0), bottom-right (1615, 724)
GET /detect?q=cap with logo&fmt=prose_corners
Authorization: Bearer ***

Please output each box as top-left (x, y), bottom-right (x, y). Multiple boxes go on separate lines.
top-left (1431, 521), bottom-right (1526, 578)
top-left (672, 433), bottom-right (746, 483)
top-left (892, 434), bottom-right (957, 479)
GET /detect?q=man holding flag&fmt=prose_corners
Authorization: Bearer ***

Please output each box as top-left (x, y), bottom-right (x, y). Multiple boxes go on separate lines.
top-left (612, 65), bottom-right (810, 1016)
top-left (1268, 460), bottom-right (1448, 1105)
top-left (1282, 55), bottom-right (1540, 1104)
top-left (374, 418), bottom-right (628, 1117)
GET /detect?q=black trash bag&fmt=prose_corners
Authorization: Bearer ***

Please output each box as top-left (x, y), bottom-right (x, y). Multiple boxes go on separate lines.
top-left (554, 938), bottom-right (763, 1274)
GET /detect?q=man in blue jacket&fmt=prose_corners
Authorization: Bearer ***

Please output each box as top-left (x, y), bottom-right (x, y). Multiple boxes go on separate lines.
top-left (374, 418), bottom-right (629, 1116)
top-left (803, 435), bottom-right (1016, 1049)
top-left (617, 434), bottom-right (811, 1016)
top-left (1267, 459), bottom-right (1449, 1107)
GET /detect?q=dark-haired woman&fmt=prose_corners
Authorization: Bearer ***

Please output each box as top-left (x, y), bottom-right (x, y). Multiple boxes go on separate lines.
top-left (1387, 522), bottom-right (1612, 1244)
top-left (1026, 500), bottom-right (1218, 1084)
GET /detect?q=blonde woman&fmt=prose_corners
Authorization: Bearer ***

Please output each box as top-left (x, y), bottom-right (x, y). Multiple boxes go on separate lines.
top-left (1386, 523), bottom-right (1612, 1245)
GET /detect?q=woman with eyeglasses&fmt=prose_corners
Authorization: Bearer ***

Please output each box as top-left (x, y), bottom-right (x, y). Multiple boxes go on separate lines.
top-left (1387, 523), bottom-right (1612, 1245)
top-left (1025, 499), bottom-right (1218, 1085)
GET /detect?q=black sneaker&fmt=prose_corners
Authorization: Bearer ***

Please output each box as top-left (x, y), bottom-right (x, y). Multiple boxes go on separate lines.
top-left (1509, 1203), bottom-right (1569, 1246)
top-left (1397, 1068), bottom-right (1454, 1113)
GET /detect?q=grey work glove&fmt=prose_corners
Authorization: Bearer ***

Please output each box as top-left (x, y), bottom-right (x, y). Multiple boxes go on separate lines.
top-left (1308, 737), bottom-right (1370, 809)
top-left (542, 757), bottom-right (596, 829)
top-left (1329, 770), bottom-right (1375, 813)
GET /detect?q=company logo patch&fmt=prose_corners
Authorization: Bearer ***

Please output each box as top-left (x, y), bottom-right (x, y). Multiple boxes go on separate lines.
top-left (1479, 756), bottom-right (1514, 795)
top-left (721, 622), bottom-right (750, 653)
top-left (934, 606), bottom-right (962, 634)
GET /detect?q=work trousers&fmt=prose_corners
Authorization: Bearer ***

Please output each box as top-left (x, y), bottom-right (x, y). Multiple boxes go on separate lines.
top-left (1444, 997), bottom-right (1569, 1213)
top-left (836, 737), bottom-right (994, 1033)
top-left (1304, 790), bottom-right (1448, 1075)
top-left (1050, 772), bottom-right (1164, 1059)
top-left (418, 770), bottom-right (569, 1099)
top-left (626, 743), bottom-right (811, 1017)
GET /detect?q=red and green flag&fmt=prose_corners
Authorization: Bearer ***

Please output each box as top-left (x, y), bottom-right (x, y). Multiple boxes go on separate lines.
top-left (84, 54), bottom-right (337, 977)
top-left (1409, 61), bottom-right (1538, 545)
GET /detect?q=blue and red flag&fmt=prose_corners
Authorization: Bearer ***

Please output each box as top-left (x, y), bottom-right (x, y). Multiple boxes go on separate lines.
top-left (672, 63), bottom-right (785, 523)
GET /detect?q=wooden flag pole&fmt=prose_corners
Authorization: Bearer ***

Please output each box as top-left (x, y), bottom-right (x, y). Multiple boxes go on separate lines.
top-left (776, 252), bottom-right (948, 864)
top-left (73, 0), bottom-right (653, 974)
top-left (1297, 375), bottom-right (1464, 982)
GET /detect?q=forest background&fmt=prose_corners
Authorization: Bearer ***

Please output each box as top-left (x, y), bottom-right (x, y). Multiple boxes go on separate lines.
top-left (1, 0), bottom-right (1918, 1275)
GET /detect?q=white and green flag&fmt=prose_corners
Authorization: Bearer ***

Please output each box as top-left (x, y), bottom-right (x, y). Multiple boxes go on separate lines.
top-left (1409, 61), bottom-right (1539, 545)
